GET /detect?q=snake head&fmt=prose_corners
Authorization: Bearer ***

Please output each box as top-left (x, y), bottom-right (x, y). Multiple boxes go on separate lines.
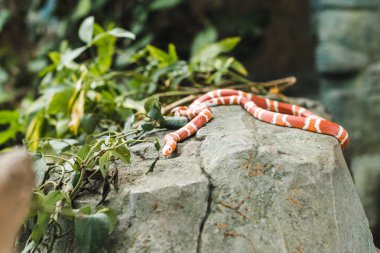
top-left (171, 106), bottom-right (188, 117)
top-left (162, 145), bottom-right (173, 157)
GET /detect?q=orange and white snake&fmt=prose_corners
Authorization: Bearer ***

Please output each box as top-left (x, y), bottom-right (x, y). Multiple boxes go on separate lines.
top-left (162, 89), bottom-right (349, 157)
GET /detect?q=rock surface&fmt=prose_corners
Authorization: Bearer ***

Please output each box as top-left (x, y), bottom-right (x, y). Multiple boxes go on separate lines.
top-left (352, 155), bottom-right (380, 229)
top-left (316, 43), bottom-right (368, 74)
top-left (317, 10), bottom-right (380, 58)
top-left (319, 62), bottom-right (380, 155)
top-left (58, 106), bottom-right (376, 252)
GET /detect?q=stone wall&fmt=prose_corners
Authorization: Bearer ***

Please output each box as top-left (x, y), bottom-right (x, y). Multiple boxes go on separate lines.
top-left (312, 0), bottom-right (380, 244)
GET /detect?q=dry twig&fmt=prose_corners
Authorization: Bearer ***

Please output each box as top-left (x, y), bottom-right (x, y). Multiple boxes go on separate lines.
top-left (161, 95), bottom-right (198, 114)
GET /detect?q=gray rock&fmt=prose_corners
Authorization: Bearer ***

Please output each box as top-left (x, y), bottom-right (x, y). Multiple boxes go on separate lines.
top-left (319, 63), bottom-right (380, 155)
top-left (196, 107), bottom-right (375, 253)
top-left (316, 43), bottom-right (369, 74)
top-left (53, 107), bottom-right (376, 252)
top-left (109, 142), bottom-right (210, 253)
top-left (352, 154), bottom-right (380, 229)
top-left (363, 62), bottom-right (380, 118)
top-left (317, 10), bottom-right (380, 59)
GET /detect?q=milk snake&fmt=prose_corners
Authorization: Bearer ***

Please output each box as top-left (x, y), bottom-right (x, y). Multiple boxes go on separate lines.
top-left (162, 89), bottom-right (349, 157)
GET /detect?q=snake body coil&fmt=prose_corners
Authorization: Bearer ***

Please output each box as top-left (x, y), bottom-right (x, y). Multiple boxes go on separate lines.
top-left (162, 89), bottom-right (349, 157)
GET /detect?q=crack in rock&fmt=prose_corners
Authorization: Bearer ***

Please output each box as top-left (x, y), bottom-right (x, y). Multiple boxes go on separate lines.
top-left (197, 158), bottom-right (213, 253)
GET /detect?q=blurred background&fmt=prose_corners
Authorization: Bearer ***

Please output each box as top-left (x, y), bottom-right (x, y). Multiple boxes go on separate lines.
top-left (1, 0), bottom-right (379, 247)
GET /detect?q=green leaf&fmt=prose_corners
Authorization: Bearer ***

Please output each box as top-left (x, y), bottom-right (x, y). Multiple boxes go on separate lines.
top-left (122, 98), bottom-right (145, 113)
top-left (0, 9), bottom-right (11, 32)
top-left (115, 35), bottom-right (152, 66)
top-left (78, 205), bottom-right (92, 215)
top-left (89, 24), bottom-right (116, 75)
top-left (48, 51), bottom-right (61, 65)
top-left (49, 139), bottom-right (78, 154)
top-left (99, 150), bottom-right (111, 177)
top-left (147, 45), bottom-right (169, 63)
top-left (70, 172), bottom-right (81, 188)
top-left (75, 213), bottom-right (110, 253)
top-left (150, 60), bottom-right (189, 90)
top-left (112, 146), bottom-right (130, 164)
top-left (123, 115), bottom-right (136, 132)
top-left (69, 89), bottom-right (86, 135)
top-left (154, 140), bottom-right (161, 151)
top-left (73, 0), bottom-right (91, 19)
top-left (32, 190), bottom-right (64, 243)
top-left (81, 113), bottom-right (97, 134)
top-left (32, 154), bottom-right (47, 187)
top-left (191, 37), bottom-right (241, 64)
top-left (45, 190), bottom-right (64, 207)
top-left (0, 110), bottom-right (20, 124)
top-left (191, 25), bottom-right (217, 57)
top-left (149, 0), bottom-right (183, 10)
top-left (141, 122), bottom-right (155, 131)
top-left (79, 16), bottom-right (94, 44)
top-left (74, 144), bottom-right (93, 171)
top-left (147, 44), bottom-right (178, 67)
top-left (26, 96), bottom-right (48, 115)
top-left (56, 118), bottom-right (70, 137)
top-left (39, 64), bottom-right (56, 77)
top-left (27, 191), bottom-right (45, 220)
top-left (47, 87), bottom-right (74, 115)
top-left (30, 224), bottom-right (44, 244)
top-left (230, 58), bottom-right (248, 76)
top-left (96, 207), bottom-right (117, 234)
top-left (147, 106), bottom-right (164, 122)
top-left (42, 143), bottom-right (57, 162)
top-left (214, 37), bottom-right (241, 53)
top-left (107, 28), bottom-right (135, 40)
top-left (77, 144), bottom-right (91, 161)
top-left (0, 110), bottom-right (23, 145)
top-left (60, 46), bottom-right (87, 68)
top-left (168, 43), bottom-right (178, 62)
top-left (144, 97), bottom-right (164, 122)
top-left (25, 111), bottom-right (45, 151)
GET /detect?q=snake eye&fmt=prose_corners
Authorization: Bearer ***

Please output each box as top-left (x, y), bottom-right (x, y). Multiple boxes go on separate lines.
top-left (162, 146), bottom-right (173, 157)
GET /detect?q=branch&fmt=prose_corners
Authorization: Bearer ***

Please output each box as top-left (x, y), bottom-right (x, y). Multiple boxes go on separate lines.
top-left (161, 95), bottom-right (198, 114)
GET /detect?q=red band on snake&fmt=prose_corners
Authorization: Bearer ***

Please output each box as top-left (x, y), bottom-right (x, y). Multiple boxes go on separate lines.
top-left (162, 89), bottom-right (349, 157)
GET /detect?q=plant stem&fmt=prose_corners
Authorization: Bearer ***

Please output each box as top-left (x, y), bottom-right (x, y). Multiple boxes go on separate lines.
top-left (44, 155), bottom-right (74, 167)
top-left (70, 166), bottom-right (86, 199)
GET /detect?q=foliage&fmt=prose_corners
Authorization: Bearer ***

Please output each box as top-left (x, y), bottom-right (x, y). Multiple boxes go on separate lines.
top-left (0, 110), bottom-right (23, 145)
top-left (0, 0), bottom-right (186, 105)
top-left (18, 15), bottom-right (252, 151)
top-left (22, 128), bottom-right (159, 252)
top-left (0, 0), bottom-right (268, 108)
